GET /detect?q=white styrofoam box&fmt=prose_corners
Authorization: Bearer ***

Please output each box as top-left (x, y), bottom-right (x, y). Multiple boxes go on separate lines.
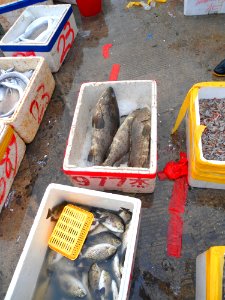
top-left (55, 0), bottom-right (76, 3)
top-left (0, 56), bottom-right (55, 143)
top-left (184, 0), bottom-right (225, 15)
top-left (63, 80), bottom-right (157, 193)
top-left (0, 0), bottom-right (53, 32)
top-left (0, 4), bottom-right (78, 73)
top-left (0, 124), bottom-right (26, 213)
top-left (196, 250), bottom-right (206, 300)
top-left (5, 183), bottom-right (142, 300)
top-left (186, 87), bottom-right (225, 189)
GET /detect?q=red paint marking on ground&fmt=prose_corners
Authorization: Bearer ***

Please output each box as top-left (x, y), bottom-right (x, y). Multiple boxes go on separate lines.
top-left (167, 213), bottom-right (183, 258)
top-left (109, 64), bottom-right (121, 81)
top-left (168, 176), bottom-right (188, 214)
top-left (102, 44), bottom-right (113, 59)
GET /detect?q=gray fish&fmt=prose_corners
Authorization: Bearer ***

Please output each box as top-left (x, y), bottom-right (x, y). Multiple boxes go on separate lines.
top-left (82, 243), bottom-right (117, 261)
top-left (46, 201), bottom-right (67, 221)
top-left (99, 270), bottom-right (112, 300)
top-left (57, 273), bottom-right (87, 298)
top-left (32, 277), bottom-right (50, 300)
top-left (86, 231), bottom-right (122, 248)
top-left (88, 263), bottom-right (101, 292)
top-left (112, 253), bottom-right (121, 285)
top-left (47, 250), bottom-right (63, 272)
top-left (118, 207), bottom-right (132, 224)
top-left (96, 210), bottom-right (125, 233)
top-left (88, 87), bottom-right (120, 165)
top-left (128, 107), bottom-right (151, 168)
top-left (111, 280), bottom-right (119, 300)
top-left (53, 257), bottom-right (76, 274)
top-left (102, 110), bottom-right (137, 166)
top-left (121, 224), bottom-right (130, 255)
top-left (89, 223), bottom-right (109, 236)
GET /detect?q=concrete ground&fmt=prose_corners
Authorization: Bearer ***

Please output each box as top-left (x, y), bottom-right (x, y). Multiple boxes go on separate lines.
top-left (1, 0), bottom-right (225, 299)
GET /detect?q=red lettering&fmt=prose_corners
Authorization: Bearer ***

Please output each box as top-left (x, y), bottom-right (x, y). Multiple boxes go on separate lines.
top-left (57, 21), bottom-right (75, 64)
top-left (72, 176), bottom-right (90, 186)
top-left (109, 177), bottom-right (127, 187)
top-left (13, 51), bottom-right (36, 57)
top-left (0, 177), bottom-right (6, 205)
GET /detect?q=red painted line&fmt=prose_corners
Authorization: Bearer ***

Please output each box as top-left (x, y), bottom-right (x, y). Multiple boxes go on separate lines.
top-left (102, 43), bottom-right (113, 59)
top-left (109, 64), bottom-right (121, 81)
top-left (168, 176), bottom-right (188, 214)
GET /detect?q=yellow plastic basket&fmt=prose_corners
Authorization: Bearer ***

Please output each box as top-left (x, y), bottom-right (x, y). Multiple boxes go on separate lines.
top-left (48, 204), bottom-right (94, 260)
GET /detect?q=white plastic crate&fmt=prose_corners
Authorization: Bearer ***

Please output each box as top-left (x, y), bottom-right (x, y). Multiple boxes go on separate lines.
top-left (0, 56), bottom-right (55, 143)
top-left (63, 80), bottom-right (157, 193)
top-left (184, 0), bottom-right (225, 16)
top-left (0, 0), bottom-right (53, 32)
top-left (0, 124), bottom-right (26, 213)
top-left (186, 86), bottom-right (225, 189)
top-left (5, 183), bottom-right (142, 300)
top-left (0, 4), bottom-right (78, 73)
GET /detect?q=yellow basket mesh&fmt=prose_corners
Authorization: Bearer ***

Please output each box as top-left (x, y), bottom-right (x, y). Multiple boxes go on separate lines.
top-left (48, 204), bottom-right (94, 260)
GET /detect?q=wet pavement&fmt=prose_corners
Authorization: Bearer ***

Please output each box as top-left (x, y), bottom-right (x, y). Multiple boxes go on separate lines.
top-left (1, 0), bottom-right (225, 299)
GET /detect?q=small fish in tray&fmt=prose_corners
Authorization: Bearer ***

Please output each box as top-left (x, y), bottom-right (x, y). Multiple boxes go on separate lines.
top-left (199, 98), bottom-right (225, 161)
top-left (33, 205), bottom-right (132, 300)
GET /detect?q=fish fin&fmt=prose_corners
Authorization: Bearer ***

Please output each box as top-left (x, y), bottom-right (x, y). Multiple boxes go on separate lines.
top-left (46, 208), bottom-right (52, 219)
top-left (88, 148), bottom-right (95, 162)
top-left (92, 111), bottom-right (105, 129)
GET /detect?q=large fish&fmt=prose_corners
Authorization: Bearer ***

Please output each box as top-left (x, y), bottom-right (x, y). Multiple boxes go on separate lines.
top-left (86, 231), bottom-right (122, 248)
top-left (57, 273), bottom-right (87, 298)
top-left (99, 270), bottom-right (111, 300)
top-left (88, 87), bottom-right (120, 165)
top-left (128, 107), bottom-right (151, 168)
top-left (102, 110), bottom-right (137, 166)
top-left (112, 253), bottom-right (121, 285)
top-left (95, 210), bottom-right (125, 233)
top-left (88, 263), bottom-right (101, 292)
top-left (82, 243), bottom-right (117, 261)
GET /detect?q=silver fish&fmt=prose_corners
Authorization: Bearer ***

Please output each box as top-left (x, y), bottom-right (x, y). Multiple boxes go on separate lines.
top-left (82, 243), bottom-right (117, 261)
top-left (121, 223), bottom-right (130, 255)
top-left (88, 87), bottom-right (120, 165)
top-left (96, 210), bottom-right (125, 233)
top-left (47, 250), bottom-right (63, 272)
top-left (88, 263), bottom-right (101, 292)
top-left (86, 231), bottom-right (122, 248)
top-left (99, 270), bottom-right (111, 300)
top-left (118, 207), bottom-right (132, 224)
top-left (128, 107), bottom-right (151, 168)
top-left (89, 223), bottom-right (109, 236)
top-left (102, 110), bottom-right (137, 166)
top-left (57, 273), bottom-right (87, 298)
top-left (111, 280), bottom-right (119, 300)
top-left (112, 253), bottom-right (121, 285)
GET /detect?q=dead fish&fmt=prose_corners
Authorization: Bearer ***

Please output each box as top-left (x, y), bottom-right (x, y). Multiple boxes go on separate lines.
top-left (89, 223), bottom-right (109, 236)
top-left (32, 277), bottom-right (50, 300)
top-left (46, 201), bottom-right (67, 221)
top-left (128, 107), bottom-right (151, 168)
top-left (88, 263), bottom-right (101, 292)
top-left (96, 210), bottom-right (125, 233)
top-left (88, 87), bottom-right (120, 165)
top-left (102, 110), bottom-right (137, 166)
top-left (118, 207), bottom-right (132, 224)
top-left (47, 250), bottom-right (63, 271)
top-left (112, 253), bottom-right (121, 285)
top-left (53, 257), bottom-right (76, 274)
top-left (111, 280), bottom-right (119, 300)
top-left (121, 224), bottom-right (130, 255)
top-left (57, 273), bottom-right (87, 298)
top-left (82, 243), bottom-right (117, 261)
top-left (99, 270), bottom-right (112, 300)
top-left (86, 231), bottom-right (122, 248)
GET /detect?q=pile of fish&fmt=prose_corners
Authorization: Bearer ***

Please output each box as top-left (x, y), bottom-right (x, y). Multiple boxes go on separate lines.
top-left (0, 67), bottom-right (33, 118)
top-left (12, 16), bottom-right (59, 44)
top-left (88, 87), bottom-right (151, 168)
top-left (199, 98), bottom-right (225, 161)
top-left (32, 202), bottom-right (132, 300)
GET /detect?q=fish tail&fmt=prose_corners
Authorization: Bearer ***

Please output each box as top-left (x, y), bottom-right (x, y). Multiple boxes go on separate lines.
top-left (46, 208), bottom-right (52, 219)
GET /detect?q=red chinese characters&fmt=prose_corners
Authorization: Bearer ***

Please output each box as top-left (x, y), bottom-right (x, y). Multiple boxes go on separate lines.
top-left (0, 134), bottom-right (18, 204)
top-left (29, 84), bottom-right (50, 124)
top-left (13, 51), bottom-right (36, 57)
top-left (57, 21), bottom-right (75, 64)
